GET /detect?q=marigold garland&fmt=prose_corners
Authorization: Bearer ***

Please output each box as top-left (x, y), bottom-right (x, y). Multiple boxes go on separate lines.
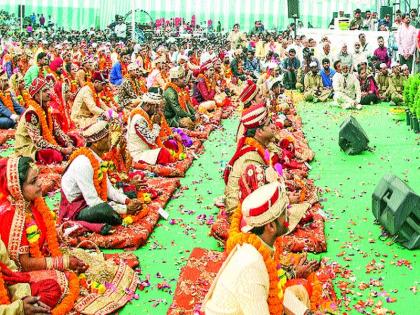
top-left (244, 137), bottom-right (269, 164)
top-left (26, 99), bottom-right (58, 146)
top-left (68, 148), bottom-right (108, 201)
top-left (0, 91), bottom-right (15, 114)
top-left (51, 271), bottom-right (79, 315)
top-left (86, 82), bottom-right (101, 108)
top-left (101, 86), bottom-right (118, 109)
top-left (130, 108), bottom-right (183, 156)
top-left (226, 206), bottom-right (284, 315)
top-left (25, 198), bottom-right (80, 313)
top-left (0, 273), bottom-right (11, 305)
top-left (165, 82), bottom-right (192, 111)
top-left (125, 74), bottom-right (146, 95)
top-left (198, 73), bottom-right (216, 91)
top-left (21, 90), bottom-right (31, 105)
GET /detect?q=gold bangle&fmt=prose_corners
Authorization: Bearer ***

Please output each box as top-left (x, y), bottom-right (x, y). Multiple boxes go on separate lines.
top-left (45, 257), bottom-right (53, 270)
top-left (63, 255), bottom-right (70, 270)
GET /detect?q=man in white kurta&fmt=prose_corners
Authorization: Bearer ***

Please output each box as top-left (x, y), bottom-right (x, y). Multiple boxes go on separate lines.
top-left (203, 182), bottom-right (314, 315)
top-left (59, 121), bottom-right (142, 234)
top-left (333, 64), bottom-right (362, 109)
top-left (127, 92), bottom-right (176, 165)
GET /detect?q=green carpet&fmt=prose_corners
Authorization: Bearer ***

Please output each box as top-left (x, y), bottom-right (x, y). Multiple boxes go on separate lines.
top-left (2, 101), bottom-right (417, 314)
top-left (115, 119), bottom-right (237, 314)
top-left (294, 102), bottom-right (419, 314)
top-left (117, 102), bottom-right (419, 314)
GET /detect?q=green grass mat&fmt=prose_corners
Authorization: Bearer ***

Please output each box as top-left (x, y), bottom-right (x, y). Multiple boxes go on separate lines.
top-left (118, 102), bottom-right (419, 314)
top-left (295, 102), bottom-right (419, 314)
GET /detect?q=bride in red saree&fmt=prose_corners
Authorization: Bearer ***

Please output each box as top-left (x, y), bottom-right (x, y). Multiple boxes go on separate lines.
top-left (0, 157), bottom-right (138, 314)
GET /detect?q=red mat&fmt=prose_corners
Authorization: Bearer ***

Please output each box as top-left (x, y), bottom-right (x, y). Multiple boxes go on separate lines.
top-left (133, 155), bottom-right (195, 177)
top-left (38, 163), bottom-right (67, 195)
top-left (167, 248), bottom-right (226, 315)
top-left (60, 177), bottom-right (180, 250)
top-left (132, 137), bottom-right (204, 177)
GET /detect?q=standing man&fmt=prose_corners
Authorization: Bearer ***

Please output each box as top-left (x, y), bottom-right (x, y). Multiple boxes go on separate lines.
top-left (374, 36), bottom-right (391, 68)
top-left (396, 13), bottom-right (418, 72)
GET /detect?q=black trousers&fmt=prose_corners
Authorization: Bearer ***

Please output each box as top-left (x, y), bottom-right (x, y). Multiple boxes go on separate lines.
top-left (76, 202), bottom-right (122, 226)
top-left (360, 93), bottom-right (379, 105)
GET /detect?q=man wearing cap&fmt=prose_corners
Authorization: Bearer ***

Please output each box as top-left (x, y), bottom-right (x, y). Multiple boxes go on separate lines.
top-left (332, 63), bottom-right (362, 109)
top-left (127, 91), bottom-right (181, 165)
top-left (389, 63), bottom-right (406, 105)
top-left (15, 78), bottom-right (75, 164)
top-left (236, 80), bottom-right (264, 141)
top-left (118, 63), bottom-right (147, 110)
top-left (224, 103), bottom-right (277, 217)
top-left (23, 52), bottom-right (48, 88)
top-left (71, 71), bottom-right (114, 129)
top-left (60, 120), bottom-right (142, 235)
top-left (0, 71), bottom-right (25, 129)
top-left (163, 66), bottom-right (197, 129)
top-left (303, 61), bottom-right (332, 102)
top-left (203, 182), bottom-right (317, 315)
top-left (110, 51), bottom-right (130, 86)
top-left (376, 63), bottom-right (393, 102)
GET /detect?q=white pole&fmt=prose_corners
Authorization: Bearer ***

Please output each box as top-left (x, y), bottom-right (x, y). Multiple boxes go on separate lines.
top-left (20, 1), bottom-right (23, 33)
top-left (131, 0), bottom-right (135, 41)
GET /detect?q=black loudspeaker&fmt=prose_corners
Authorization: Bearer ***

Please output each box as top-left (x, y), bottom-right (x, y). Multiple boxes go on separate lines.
top-left (17, 5), bottom-right (25, 19)
top-left (372, 174), bottom-right (420, 249)
top-left (338, 116), bottom-right (369, 155)
top-left (287, 0), bottom-right (300, 19)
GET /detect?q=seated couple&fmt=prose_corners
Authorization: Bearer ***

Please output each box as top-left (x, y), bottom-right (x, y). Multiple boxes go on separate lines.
top-left (204, 182), bottom-right (318, 315)
top-left (0, 157), bottom-right (138, 315)
top-left (14, 78), bottom-right (75, 165)
top-left (127, 90), bottom-right (185, 165)
top-left (59, 120), bottom-right (143, 235)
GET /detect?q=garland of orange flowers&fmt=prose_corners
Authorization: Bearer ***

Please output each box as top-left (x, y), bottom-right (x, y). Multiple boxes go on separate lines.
top-left (21, 90), bottom-right (31, 105)
top-left (224, 65), bottom-right (233, 79)
top-left (26, 99), bottom-right (58, 146)
top-left (68, 148), bottom-right (108, 201)
top-left (226, 207), bottom-right (284, 315)
top-left (244, 137), bottom-right (270, 164)
top-left (294, 177), bottom-right (307, 203)
top-left (198, 73), bottom-right (216, 91)
top-left (0, 273), bottom-right (11, 305)
top-left (86, 82), bottom-right (101, 107)
top-left (99, 86), bottom-right (118, 111)
top-left (27, 198), bottom-right (80, 314)
top-left (0, 91), bottom-right (15, 114)
top-left (165, 82), bottom-right (192, 111)
top-left (130, 108), bottom-right (179, 151)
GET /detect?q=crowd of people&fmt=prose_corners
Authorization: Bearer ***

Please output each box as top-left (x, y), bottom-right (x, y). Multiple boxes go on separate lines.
top-left (0, 6), bottom-right (419, 315)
